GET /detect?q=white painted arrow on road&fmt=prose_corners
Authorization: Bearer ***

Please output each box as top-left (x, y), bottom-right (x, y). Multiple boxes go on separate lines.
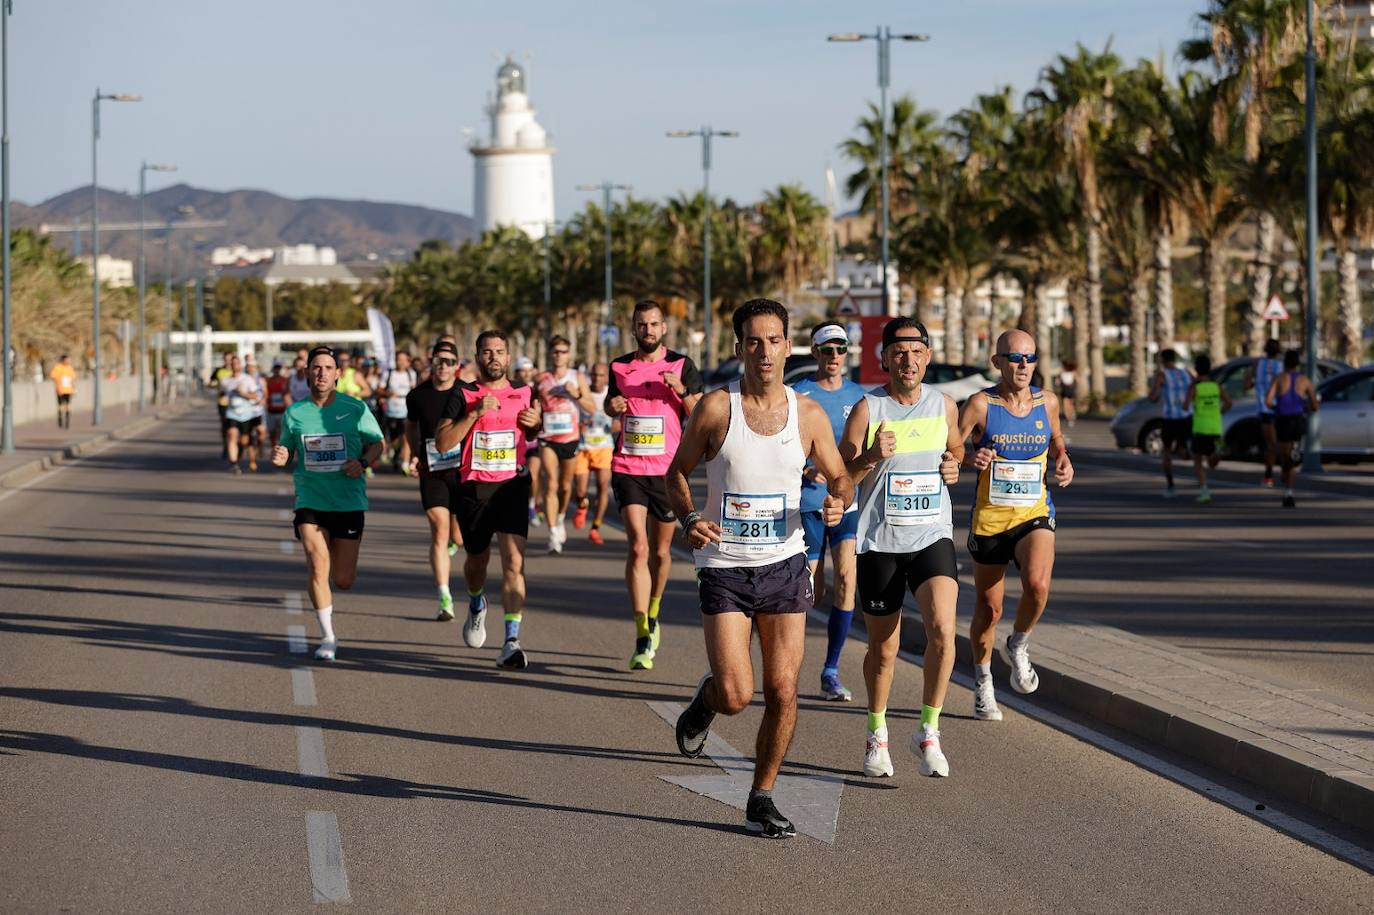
top-left (647, 700), bottom-right (845, 843)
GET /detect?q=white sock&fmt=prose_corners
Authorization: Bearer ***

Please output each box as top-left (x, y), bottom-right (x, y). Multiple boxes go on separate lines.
top-left (315, 605), bottom-right (336, 643)
top-left (1285, 488), bottom-right (1294, 497)
top-left (438, 584), bottom-right (451, 600)
top-left (1009, 631), bottom-right (1029, 651)
top-left (975, 662), bottom-right (992, 681)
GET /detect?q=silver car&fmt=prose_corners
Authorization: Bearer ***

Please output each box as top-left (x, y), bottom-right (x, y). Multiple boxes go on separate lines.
top-left (1222, 365), bottom-right (1374, 462)
top-left (1109, 356), bottom-right (1350, 456)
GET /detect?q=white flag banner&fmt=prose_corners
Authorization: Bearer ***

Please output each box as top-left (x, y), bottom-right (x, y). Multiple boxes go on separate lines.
top-left (366, 307), bottom-right (396, 370)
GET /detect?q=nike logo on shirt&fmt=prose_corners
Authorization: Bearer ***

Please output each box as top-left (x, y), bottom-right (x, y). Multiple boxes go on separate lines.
top-left (334, 413), bottom-right (348, 420)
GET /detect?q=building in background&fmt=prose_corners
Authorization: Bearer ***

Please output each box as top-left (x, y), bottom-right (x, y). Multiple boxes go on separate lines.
top-left (469, 56), bottom-right (556, 240)
top-left (1330, 1), bottom-right (1374, 46)
top-left (77, 254), bottom-right (134, 288)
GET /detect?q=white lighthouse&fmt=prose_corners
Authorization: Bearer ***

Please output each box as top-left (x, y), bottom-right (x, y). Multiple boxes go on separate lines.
top-left (470, 57), bottom-right (556, 240)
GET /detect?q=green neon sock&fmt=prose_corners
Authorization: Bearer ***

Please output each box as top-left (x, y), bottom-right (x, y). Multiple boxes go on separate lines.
top-left (634, 613), bottom-right (650, 639)
top-left (647, 596), bottom-right (661, 620)
top-left (920, 705), bottom-right (941, 730)
top-left (866, 709), bottom-right (886, 731)
top-left (468, 588), bottom-right (484, 598)
top-left (503, 612), bottom-right (521, 641)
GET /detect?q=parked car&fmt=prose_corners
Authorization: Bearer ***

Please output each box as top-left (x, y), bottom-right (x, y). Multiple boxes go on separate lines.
top-left (1222, 365), bottom-right (1374, 463)
top-left (1109, 356), bottom-right (1350, 456)
top-left (707, 356), bottom-right (994, 404)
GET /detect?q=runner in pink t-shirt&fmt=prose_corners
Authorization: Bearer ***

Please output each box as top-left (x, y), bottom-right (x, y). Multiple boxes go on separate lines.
top-left (535, 335), bottom-right (595, 554)
top-left (605, 300), bottom-right (704, 670)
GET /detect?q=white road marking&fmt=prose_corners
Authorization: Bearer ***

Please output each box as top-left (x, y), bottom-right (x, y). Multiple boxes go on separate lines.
top-left (296, 725), bottom-right (329, 777)
top-left (287, 626), bottom-right (308, 654)
top-left (284, 592), bottom-right (304, 615)
top-left (0, 437), bottom-right (122, 505)
top-left (277, 486), bottom-right (289, 496)
top-left (305, 811), bottom-right (351, 904)
top-left (278, 509), bottom-right (291, 521)
top-left (292, 668), bottom-right (317, 706)
top-left (647, 701), bottom-right (844, 843)
top-left (279, 540), bottom-right (295, 554)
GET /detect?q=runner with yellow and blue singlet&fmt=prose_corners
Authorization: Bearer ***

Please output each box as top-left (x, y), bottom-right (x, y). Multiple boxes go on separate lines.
top-left (957, 329), bottom-right (1073, 724)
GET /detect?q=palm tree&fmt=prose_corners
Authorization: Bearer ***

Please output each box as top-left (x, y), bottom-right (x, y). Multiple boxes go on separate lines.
top-left (1026, 42), bottom-right (1123, 408)
top-left (1181, 0), bottom-right (1314, 353)
top-left (757, 184), bottom-right (828, 300)
top-left (1117, 71), bottom-right (1249, 364)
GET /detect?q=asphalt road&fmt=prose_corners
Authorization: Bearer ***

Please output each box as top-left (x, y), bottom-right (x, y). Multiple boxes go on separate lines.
top-left (2, 408), bottom-right (1371, 913)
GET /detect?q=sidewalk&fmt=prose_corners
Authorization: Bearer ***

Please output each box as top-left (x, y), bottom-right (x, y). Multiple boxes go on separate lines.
top-left (0, 397), bottom-right (195, 488)
top-left (1067, 416), bottom-right (1374, 499)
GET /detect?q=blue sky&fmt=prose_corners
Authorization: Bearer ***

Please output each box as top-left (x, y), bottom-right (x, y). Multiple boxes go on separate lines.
top-left (15, 0), bottom-right (1207, 218)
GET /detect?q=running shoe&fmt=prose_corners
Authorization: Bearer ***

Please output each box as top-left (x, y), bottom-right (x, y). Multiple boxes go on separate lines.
top-left (573, 504), bottom-right (588, 529)
top-left (629, 636), bottom-right (655, 670)
top-left (1282, 494), bottom-right (1296, 508)
top-left (744, 794), bottom-right (796, 839)
top-left (464, 596), bottom-right (487, 648)
top-left (820, 671), bottom-right (852, 702)
top-left (229, 464), bottom-right (242, 475)
top-left (973, 676), bottom-right (1003, 721)
top-left (248, 460), bottom-right (258, 473)
top-left (1262, 475), bottom-right (1275, 488)
top-left (536, 511), bottom-right (547, 527)
top-left (863, 727), bottom-right (894, 777)
top-left (912, 725), bottom-right (949, 777)
top-left (1196, 486), bottom-right (1212, 504)
top-left (999, 635), bottom-right (1040, 694)
top-left (448, 542), bottom-right (459, 557)
top-left (314, 639), bottom-right (337, 662)
top-left (1163, 485), bottom-right (1176, 499)
top-left (497, 639), bottom-right (528, 669)
top-left (529, 505), bottom-right (542, 527)
top-left (364, 467), bottom-right (374, 478)
top-left (648, 617), bottom-right (662, 653)
top-left (436, 594), bottom-right (455, 622)
top-left (588, 527), bottom-right (604, 546)
top-left (547, 525), bottom-right (564, 555)
top-left (675, 674), bottom-right (715, 758)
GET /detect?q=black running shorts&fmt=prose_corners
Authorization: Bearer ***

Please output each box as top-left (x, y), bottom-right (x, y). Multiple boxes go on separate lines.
top-left (1276, 415), bottom-right (1305, 443)
top-left (696, 552), bottom-right (812, 617)
top-left (857, 539), bottom-right (959, 616)
top-left (612, 472), bottom-right (676, 523)
top-left (1191, 433), bottom-right (1218, 457)
top-left (967, 515), bottom-right (1055, 567)
top-left (540, 439), bottom-right (580, 462)
top-left (420, 471), bottom-right (463, 512)
top-left (456, 473), bottom-right (531, 554)
top-left (294, 508), bottom-right (365, 541)
top-left (1161, 418), bottom-right (1191, 450)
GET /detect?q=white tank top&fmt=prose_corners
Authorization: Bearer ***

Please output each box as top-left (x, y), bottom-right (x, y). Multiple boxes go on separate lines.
top-left (696, 381), bottom-right (807, 569)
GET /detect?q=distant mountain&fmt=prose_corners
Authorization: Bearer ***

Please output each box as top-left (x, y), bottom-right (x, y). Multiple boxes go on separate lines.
top-left (13, 183), bottom-right (475, 276)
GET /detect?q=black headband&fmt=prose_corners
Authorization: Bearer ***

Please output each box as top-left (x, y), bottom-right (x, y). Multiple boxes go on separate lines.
top-left (882, 320), bottom-right (930, 350)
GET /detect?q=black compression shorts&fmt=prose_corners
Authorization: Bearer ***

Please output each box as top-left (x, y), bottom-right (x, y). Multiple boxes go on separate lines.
top-left (857, 539), bottom-right (958, 616)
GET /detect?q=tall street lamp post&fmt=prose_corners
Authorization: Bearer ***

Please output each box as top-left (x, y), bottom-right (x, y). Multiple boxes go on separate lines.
top-left (828, 27), bottom-right (929, 316)
top-left (576, 182), bottom-right (630, 356)
top-left (91, 87), bottom-right (141, 425)
top-left (1302, 0), bottom-right (1322, 472)
top-left (137, 161), bottom-right (176, 413)
top-left (1, 0), bottom-right (14, 454)
top-left (667, 126), bottom-right (737, 370)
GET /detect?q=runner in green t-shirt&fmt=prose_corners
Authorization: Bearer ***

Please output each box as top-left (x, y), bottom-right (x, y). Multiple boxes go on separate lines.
top-left (273, 346), bottom-right (385, 660)
top-left (1184, 353), bottom-right (1232, 505)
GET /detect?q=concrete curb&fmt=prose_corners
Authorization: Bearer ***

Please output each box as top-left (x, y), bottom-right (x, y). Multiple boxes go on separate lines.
top-left (0, 404), bottom-right (194, 490)
top-left (1074, 444), bottom-right (1372, 499)
top-left (894, 622), bottom-right (1374, 835)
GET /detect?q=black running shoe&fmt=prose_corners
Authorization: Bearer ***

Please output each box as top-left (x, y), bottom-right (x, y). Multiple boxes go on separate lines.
top-left (745, 794), bottom-right (796, 839)
top-left (675, 674), bottom-right (715, 758)
top-left (1282, 495), bottom-right (1296, 508)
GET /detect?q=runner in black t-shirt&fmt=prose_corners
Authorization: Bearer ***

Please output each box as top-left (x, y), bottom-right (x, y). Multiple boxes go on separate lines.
top-left (405, 340), bottom-right (466, 621)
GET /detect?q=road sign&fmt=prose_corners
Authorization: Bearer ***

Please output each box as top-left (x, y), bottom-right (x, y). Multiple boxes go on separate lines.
top-left (599, 325), bottom-right (620, 347)
top-left (1262, 294), bottom-right (1290, 321)
top-left (834, 292), bottom-right (860, 317)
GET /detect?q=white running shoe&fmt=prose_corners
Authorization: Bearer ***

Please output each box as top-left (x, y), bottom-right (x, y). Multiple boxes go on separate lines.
top-left (912, 725), bottom-right (949, 777)
top-left (497, 639), bottom-right (528, 669)
top-left (863, 727), bottom-right (894, 777)
top-left (463, 606), bottom-right (487, 649)
top-left (973, 676), bottom-right (1003, 721)
top-left (314, 639), bottom-right (337, 662)
top-left (999, 635), bottom-right (1040, 694)
top-left (547, 524), bottom-right (564, 554)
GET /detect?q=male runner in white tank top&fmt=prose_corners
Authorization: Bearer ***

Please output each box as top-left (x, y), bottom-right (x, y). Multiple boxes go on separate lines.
top-left (666, 299), bottom-right (854, 839)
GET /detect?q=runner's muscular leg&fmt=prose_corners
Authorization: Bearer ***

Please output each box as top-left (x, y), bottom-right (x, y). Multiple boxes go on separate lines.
top-left (916, 576), bottom-right (959, 709)
top-left (621, 504), bottom-right (652, 616)
top-left (498, 533), bottom-right (527, 618)
top-left (299, 524), bottom-right (333, 610)
top-left (753, 612), bottom-right (806, 791)
top-left (426, 506), bottom-right (451, 586)
top-left (647, 516), bottom-right (675, 602)
top-left (701, 611), bottom-right (755, 716)
top-left (970, 561), bottom-right (1008, 665)
top-left (328, 536), bottom-right (362, 591)
top-left (1012, 528), bottom-right (1055, 635)
top-left (862, 611), bottom-right (901, 716)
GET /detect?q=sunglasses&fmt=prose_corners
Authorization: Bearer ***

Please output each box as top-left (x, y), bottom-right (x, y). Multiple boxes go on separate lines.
top-left (433, 358), bottom-right (458, 367)
top-left (815, 345), bottom-right (848, 356)
top-left (997, 352), bottom-right (1039, 364)
top-left (552, 349), bottom-right (570, 356)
